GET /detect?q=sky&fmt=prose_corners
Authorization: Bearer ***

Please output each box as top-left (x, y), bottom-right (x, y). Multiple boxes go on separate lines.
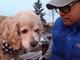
top-left (0, 0), bottom-right (60, 22)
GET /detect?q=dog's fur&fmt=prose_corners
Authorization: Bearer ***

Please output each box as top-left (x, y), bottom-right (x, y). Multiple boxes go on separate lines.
top-left (0, 11), bottom-right (43, 60)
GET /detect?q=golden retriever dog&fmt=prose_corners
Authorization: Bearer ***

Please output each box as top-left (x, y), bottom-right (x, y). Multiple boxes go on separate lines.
top-left (0, 11), bottom-right (43, 60)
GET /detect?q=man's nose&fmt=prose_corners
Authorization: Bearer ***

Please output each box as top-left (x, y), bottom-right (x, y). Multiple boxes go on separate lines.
top-left (59, 10), bottom-right (66, 16)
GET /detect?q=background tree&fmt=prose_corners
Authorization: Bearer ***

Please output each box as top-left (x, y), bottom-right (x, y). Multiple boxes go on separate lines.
top-left (33, 0), bottom-right (46, 23)
top-left (33, 0), bottom-right (53, 33)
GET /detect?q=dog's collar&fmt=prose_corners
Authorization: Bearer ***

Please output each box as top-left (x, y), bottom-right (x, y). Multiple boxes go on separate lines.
top-left (2, 39), bottom-right (22, 54)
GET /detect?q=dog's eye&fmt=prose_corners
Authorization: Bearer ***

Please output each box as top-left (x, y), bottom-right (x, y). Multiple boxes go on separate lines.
top-left (22, 29), bottom-right (28, 33)
top-left (35, 29), bottom-right (38, 32)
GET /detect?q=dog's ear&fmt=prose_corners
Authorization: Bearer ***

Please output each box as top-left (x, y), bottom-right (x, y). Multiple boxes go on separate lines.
top-left (0, 16), bottom-right (7, 24)
top-left (0, 16), bottom-right (7, 50)
top-left (0, 16), bottom-right (21, 49)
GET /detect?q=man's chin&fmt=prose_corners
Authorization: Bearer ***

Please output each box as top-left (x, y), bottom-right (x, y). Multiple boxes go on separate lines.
top-left (63, 22), bottom-right (72, 26)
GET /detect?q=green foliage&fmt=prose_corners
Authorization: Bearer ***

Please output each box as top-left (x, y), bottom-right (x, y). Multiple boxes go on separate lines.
top-left (33, 0), bottom-right (53, 33)
top-left (33, 0), bottom-right (46, 23)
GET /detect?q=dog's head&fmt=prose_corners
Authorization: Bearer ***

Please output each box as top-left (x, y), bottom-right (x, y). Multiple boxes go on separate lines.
top-left (0, 11), bottom-right (43, 50)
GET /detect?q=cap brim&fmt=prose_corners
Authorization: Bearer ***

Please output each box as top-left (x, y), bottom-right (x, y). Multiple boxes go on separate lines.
top-left (46, 0), bottom-right (74, 9)
top-left (46, 4), bottom-right (56, 9)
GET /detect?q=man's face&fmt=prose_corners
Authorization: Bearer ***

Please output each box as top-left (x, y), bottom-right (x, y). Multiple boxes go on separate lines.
top-left (60, 1), bottom-right (80, 26)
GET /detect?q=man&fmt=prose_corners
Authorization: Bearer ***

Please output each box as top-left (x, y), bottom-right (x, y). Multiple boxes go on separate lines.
top-left (42, 0), bottom-right (80, 60)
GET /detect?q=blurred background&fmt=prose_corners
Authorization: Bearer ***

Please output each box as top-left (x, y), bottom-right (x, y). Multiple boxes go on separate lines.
top-left (0, 0), bottom-right (60, 60)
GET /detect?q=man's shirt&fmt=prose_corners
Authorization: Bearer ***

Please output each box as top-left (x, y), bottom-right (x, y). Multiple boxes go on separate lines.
top-left (50, 17), bottom-right (80, 60)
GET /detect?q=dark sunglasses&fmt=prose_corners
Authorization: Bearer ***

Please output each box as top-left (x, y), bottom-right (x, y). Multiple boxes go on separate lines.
top-left (54, 0), bottom-right (80, 14)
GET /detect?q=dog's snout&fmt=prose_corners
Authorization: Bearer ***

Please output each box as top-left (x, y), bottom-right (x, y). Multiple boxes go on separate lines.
top-left (30, 41), bottom-right (38, 47)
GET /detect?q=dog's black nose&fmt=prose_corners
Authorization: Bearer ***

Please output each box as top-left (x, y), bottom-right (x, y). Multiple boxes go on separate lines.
top-left (30, 41), bottom-right (38, 47)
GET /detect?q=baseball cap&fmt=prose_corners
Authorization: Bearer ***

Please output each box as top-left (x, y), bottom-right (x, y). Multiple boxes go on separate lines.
top-left (46, 0), bottom-right (74, 9)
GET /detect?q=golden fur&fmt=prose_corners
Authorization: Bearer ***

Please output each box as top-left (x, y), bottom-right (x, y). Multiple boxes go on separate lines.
top-left (0, 11), bottom-right (43, 60)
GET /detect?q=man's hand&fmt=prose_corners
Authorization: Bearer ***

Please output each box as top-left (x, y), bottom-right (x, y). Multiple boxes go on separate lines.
top-left (77, 44), bottom-right (80, 47)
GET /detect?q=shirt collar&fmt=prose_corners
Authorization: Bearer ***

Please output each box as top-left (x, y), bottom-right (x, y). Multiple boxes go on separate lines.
top-left (66, 23), bottom-right (80, 34)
